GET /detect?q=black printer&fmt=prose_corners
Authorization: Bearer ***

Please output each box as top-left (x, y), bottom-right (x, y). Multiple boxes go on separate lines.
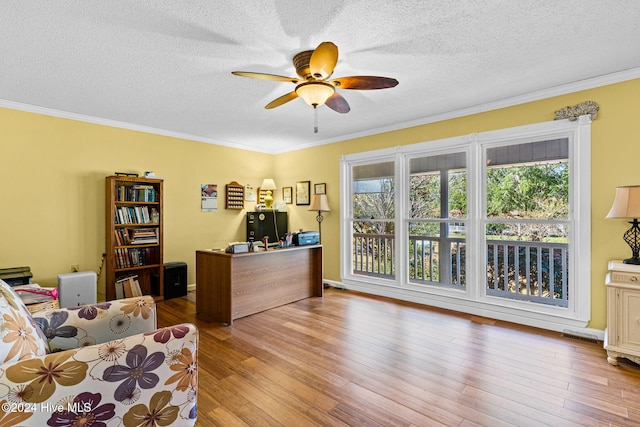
top-left (292, 231), bottom-right (320, 246)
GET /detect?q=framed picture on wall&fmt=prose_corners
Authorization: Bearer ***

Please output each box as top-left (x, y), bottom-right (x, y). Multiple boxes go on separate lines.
top-left (296, 181), bottom-right (310, 205)
top-left (314, 183), bottom-right (326, 195)
top-left (283, 187), bottom-right (292, 204)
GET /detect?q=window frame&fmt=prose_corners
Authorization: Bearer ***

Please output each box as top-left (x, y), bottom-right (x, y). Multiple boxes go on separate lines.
top-left (403, 143), bottom-right (472, 293)
top-left (340, 149), bottom-right (400, 285)
top-left (340, 117), bottom-right (591, 331)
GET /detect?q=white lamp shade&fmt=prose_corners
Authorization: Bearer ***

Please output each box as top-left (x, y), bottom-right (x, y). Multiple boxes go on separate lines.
top-left (295, 82), bottom-right (335, 107)
top-left (309, 194), bottom-right (330, 212)
top-left (607, 186), bottom-right (640, 218)
top-left (260, 178), bottom-right (277, 191)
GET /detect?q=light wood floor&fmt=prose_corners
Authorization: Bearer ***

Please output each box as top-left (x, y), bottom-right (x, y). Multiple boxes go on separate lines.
top-left (157, 288), bottom-right (640, 427)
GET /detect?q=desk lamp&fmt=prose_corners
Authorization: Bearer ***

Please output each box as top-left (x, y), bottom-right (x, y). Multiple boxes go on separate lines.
top-left (260, 178), bottom-right (277, 209)
top-left (309, 194), bottom-right (330, 243)
top-left (607, 185), bottom-right (640, 265)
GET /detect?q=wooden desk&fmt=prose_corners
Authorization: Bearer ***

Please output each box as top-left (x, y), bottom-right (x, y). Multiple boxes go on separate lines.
top-left (196, 245), bottom-right (323, 324)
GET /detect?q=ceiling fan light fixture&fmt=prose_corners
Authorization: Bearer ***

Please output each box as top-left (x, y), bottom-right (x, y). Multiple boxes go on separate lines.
top-left (232, 41), bottom-right (397, 115)
top-left (295, 82), bottom-right (335, 107)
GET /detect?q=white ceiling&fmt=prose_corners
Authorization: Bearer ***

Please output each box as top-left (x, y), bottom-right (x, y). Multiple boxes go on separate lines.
top-left (2, 1), bottom-right (640, 154)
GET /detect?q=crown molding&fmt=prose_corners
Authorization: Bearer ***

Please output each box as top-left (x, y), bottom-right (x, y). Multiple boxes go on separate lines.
top-left (275, 67), bottom-right (640, 154)
top-left (2, 67), bottom-right (639, 155)
top-left (0, 99), bottom-right (278, 154)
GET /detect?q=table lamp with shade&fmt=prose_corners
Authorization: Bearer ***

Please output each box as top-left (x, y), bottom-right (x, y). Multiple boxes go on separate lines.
top-left (606, 185), bottom-right (640, 265)
top-left (309, 194), bottom-right (330, 243)
top-left (260, 178), bottom-right (277, 209)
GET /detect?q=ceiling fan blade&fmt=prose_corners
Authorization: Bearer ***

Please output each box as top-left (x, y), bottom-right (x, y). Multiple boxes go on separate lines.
top-left (325, 92), bottom-right (350, 114)
top-left (310, 42), bottom-right (338, 80)
top-left (265, 91), bottom-right (299, 109)
top-left (331, 76), bottom-right (398, 90)
top-left (232, 71), bottom-right (299, 84)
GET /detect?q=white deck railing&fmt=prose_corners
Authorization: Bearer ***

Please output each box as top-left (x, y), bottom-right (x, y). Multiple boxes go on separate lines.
top-left (353, 233), bottom-right (569, 307)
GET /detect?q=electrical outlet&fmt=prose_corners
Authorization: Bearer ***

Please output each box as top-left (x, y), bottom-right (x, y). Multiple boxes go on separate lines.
top-left (71, 264), bottom-right (79, 272)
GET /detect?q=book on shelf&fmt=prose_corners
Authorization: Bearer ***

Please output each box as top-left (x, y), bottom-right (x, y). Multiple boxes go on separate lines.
top-left (116, 275), bottom-right (133, 298)
top-left (115, 248), bottom-right (125, 269)
top-left (114, 247), bottom-right (159, 269)
top-left (125, 277), bottom-right (142, 297)
top-left (129, 228), bottom-right (158, 244)
top-left (114, 206), bottom-right (152, 224)
top-left (116, 275), bottom-right (142, 298)
top-left (116, 184), bottom-right (157, 202)
top-left (115, 228), bottom-right (158, 246)
top-left (115, 279), bottom-right (124, 299)
top-left (114, 206), bottom-right (158, 225)
top-left (123, 278), bottom-right (133, 298)
top-left (132, 278), bottom-right (142, 296)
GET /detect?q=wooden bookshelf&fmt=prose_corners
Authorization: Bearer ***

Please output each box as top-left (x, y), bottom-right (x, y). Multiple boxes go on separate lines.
top-left (105, 176), bottom-right (163, 301)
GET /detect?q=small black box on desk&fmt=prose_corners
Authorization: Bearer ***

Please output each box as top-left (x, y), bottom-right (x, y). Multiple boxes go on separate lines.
top-left (293, 231), bottom-right (320, 246)
top-left (152, 262), bottom-right (188, 300)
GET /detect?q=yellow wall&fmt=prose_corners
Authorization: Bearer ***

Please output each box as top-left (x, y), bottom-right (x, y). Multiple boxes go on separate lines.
top-left (278, 78), bottom-right (640, 330)
top-left (1, 77), bottom-right (638, 329)
top-left (1, 108), bottom-right (273, 299)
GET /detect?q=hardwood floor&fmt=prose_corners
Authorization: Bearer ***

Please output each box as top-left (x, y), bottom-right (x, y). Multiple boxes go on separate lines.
top-left (157, 288), bottom-right (640, 427)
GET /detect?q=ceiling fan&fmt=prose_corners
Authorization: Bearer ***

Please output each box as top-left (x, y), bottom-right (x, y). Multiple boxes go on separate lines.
top-left (232, 42), bottom-right (398, 129)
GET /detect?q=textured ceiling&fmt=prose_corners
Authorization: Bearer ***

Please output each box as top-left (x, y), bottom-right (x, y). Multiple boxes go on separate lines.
top-left (1, 1), bottom-right (640, 153)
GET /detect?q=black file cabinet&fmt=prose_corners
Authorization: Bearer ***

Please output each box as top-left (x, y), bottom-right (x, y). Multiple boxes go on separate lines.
top-left (246, 211), bottom-right (288, 244)
top-left (153, 262), bottom-right (188, 300)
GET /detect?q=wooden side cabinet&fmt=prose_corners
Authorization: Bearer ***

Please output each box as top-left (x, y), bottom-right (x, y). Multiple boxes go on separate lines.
top-left (605, 260), bottom-right (640, 366)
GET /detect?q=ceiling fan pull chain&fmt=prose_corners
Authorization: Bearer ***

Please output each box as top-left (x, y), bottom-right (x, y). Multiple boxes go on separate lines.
top-left (314, 105), bottom-right (319, 133)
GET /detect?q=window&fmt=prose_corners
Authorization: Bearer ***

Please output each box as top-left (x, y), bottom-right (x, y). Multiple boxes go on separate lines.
top-left (350, 160), bottom-right (396, 279)
top-left (341, 118), bottom-right (591, 331)
top-left (408, 152), bottom-right (467, 288)
top-left (483, 139), bottom-right (569, 307)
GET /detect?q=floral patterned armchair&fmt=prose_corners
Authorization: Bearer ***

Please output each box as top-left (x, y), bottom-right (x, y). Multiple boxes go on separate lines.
top-left (0, 279), bottom-right (197, 426)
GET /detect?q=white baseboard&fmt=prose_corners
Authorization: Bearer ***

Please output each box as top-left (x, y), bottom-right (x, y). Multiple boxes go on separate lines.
top-left (187, 283), bottom-right (196, 291)
top-left (323, 278), bottom-right (604, 341)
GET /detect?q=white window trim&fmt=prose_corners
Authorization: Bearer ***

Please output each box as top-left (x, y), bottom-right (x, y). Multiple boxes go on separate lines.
top-left (340, 117), bottom-right (592, 334)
